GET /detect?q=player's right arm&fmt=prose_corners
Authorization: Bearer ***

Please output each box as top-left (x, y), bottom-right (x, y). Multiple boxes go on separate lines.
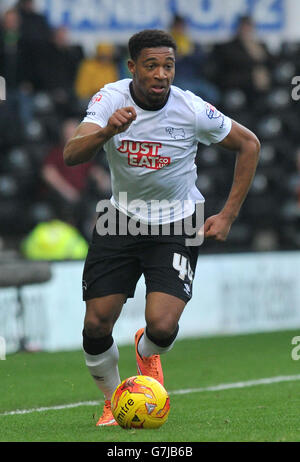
top-left (63, 107), bottom-right (137, 166)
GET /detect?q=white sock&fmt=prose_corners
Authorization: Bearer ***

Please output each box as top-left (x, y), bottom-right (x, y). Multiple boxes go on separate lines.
top-left (84, 341), bottom-right (121, 400)
top-left (137, 328), bottom-right (176, 358)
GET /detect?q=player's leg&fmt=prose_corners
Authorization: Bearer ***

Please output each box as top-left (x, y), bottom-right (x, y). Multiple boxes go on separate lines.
top-left (83, 294), bottom-right (126, 398)
top-left (145, 291), bottom-right (185, 343)
top-left (83, 294), bottom-right (126, 426)
top-left (81, 207), bottom-right (143, 425)
top-left (135, 292), bottom-right (185, 385)
top-left (135, 228), bottom-right (199, 384)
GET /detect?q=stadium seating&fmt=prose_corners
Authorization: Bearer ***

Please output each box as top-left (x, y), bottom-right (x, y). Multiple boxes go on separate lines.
top-left (0, 39), bottom-right (299, 254)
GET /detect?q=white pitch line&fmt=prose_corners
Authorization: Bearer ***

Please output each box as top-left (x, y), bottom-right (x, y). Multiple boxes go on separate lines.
top-left (0, 401), bottom-right (100, 417)
top-left (1, 374), bottom-right (300, 417)
top-left (168, 374), bottom-right (300, 395)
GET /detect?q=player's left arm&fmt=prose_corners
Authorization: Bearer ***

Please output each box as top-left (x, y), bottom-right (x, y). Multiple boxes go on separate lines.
top-left (204, 120), bottom-right (260, 241)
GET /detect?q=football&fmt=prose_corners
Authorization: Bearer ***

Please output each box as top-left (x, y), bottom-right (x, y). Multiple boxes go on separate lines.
top-left (111, 375), bottom-right (170, 429)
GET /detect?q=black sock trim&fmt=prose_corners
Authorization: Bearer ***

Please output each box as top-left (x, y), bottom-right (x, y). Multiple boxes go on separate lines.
top-left (82, 330), bottom-right (113, 355)
top-left (145, 324), bottom-right (179, 348)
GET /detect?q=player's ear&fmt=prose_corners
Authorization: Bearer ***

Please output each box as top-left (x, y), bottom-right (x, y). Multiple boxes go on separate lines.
top-left (127, 59), bottom-right (136, 76)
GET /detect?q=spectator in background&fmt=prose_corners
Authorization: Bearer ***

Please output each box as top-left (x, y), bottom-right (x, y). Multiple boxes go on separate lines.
top-left (0, 0), bottom-right (54, 128)
top-left (15, 0), bottom-right (52, 92)
top-left (0, 7), bottom-right (34, 127)
top-left (0, 8), bottom-right (22, 89)
top-left (169, 14), bottom-right (220, 104)
top-left (213, 16), bottom-right (273, 103)
top-left (39, 26), bottom-right (84, 116)
top-left (170, 14), bottom-right (194, 57)
top-left (41, 118), bottom-right (111, 237)
top-left (16, 0), bottom-right (51, 42)
top-left (74, 43), bottom-right (119, 102)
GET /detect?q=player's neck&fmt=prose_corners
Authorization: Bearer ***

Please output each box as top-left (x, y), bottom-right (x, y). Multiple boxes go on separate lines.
top-left (129, 81), bottom-right (170, 111)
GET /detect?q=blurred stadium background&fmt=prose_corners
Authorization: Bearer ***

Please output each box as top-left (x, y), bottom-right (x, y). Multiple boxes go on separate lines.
top-left (0, 0), bottom-right (300, 355)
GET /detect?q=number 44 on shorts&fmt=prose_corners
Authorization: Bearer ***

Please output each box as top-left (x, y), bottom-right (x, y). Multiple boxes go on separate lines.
top-left (173, 253), bottom-right (193, 282)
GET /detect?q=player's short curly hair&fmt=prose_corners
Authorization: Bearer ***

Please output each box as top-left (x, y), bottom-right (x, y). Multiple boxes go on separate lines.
top-left (128, 29), bottom-right (177, 61)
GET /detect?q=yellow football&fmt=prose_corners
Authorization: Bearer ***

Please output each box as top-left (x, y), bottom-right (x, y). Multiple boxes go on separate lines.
top-left (111, 375), bottom-right (170, 429)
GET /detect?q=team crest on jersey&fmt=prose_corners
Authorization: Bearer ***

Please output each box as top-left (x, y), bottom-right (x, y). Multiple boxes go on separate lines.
top-left (117, 140), bottom-right (170, 170)
top-left (165, 127), bottom-right (185, 139)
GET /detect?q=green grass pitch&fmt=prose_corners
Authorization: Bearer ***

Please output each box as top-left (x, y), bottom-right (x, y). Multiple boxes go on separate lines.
top-left (0, 329), bottom-right (299, 442)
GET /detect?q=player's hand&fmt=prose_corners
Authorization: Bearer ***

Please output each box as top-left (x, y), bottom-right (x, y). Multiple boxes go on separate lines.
top-left (204, 213), bottom-right (234, 241)
top-left (106, 107), bottom-right (137, 136)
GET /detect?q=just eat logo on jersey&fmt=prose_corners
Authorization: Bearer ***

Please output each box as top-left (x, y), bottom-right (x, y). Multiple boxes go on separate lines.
top-left (117, 140), bottom-right (170, 170)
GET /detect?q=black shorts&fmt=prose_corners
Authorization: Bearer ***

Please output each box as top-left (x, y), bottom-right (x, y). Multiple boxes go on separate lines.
top-left (82, 208), bottom-right (200, 303)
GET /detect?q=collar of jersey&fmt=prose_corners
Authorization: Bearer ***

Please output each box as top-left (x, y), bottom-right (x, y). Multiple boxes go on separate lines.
top-left (129, 81), bottom-right (171, 111)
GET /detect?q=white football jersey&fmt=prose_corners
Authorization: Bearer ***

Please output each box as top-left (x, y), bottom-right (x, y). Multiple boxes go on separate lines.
top-left (83, 79), bottom-right (232, 224)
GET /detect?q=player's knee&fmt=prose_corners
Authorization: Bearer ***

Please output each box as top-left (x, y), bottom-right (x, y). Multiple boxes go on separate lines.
top-left (83, 314), bottom-right (114, 338)
top-left (84, 296), bottom-right (123, 338)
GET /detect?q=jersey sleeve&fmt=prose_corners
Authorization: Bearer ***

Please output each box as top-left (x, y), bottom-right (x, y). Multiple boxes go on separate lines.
top-left (82, 88), bottom-right (117, 128)
top-left (189, 92), bottom-right (232, 145)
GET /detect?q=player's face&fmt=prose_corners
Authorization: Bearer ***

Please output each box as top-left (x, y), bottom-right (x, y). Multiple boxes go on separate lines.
top-left (128, 47), bottom-right (175, 107)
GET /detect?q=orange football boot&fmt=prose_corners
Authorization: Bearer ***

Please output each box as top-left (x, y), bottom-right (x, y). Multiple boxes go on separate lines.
top-left (96, 400), bottom-right (118, 426)
top-left (134, 328), bottom-right (164, 386)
